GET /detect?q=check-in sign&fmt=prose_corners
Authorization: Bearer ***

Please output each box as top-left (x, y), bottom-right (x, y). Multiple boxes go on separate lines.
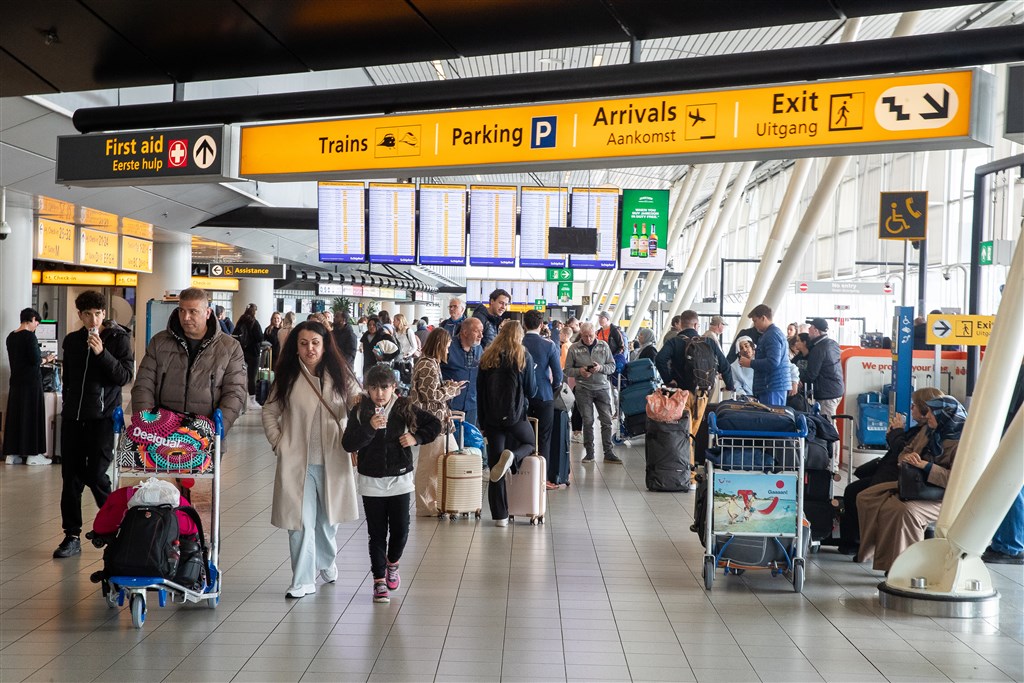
top-left (240, 69), bottom-right (989, 180)
top-left (56, 126), bottom-right (234, 187)
top-left (926, 313), bottom-right (995, 346)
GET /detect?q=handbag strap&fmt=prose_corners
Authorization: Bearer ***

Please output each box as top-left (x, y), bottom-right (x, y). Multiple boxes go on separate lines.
top-left (300, 371), bottom-right (342, 428)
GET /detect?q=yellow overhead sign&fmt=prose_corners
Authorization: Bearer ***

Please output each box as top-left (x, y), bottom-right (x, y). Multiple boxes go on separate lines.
top-left (926, 313), bottom-right (995, 347)
top-left (37, 219), bottom-right (76, 263)
top-left (42, 270), bottom-right (117, 286)
top-left (79, 228), bottom-right (119, 269)
top-left (121, 236), bottom-right (154, 273)
top-left (121, 218), bottom-right (154, 240)
top-left (115, 273), bottom-right (138, 287)
top-left (240, 69), bottom-right (988, 179)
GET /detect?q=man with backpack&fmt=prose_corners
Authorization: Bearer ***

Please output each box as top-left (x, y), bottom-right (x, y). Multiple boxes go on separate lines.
top-left (232, 304), bottom-right (264, 410)
top-left (801, 317), bottom-right (844, 417)
top-left (655, 310), bottom-right (734, 434)
top-left (596, 311), bottom-right (627, 371)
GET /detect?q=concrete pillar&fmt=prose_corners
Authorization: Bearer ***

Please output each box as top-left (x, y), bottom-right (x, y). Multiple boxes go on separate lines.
top-left (135, 233), bottom-right (191, 365)
top-left (0, 202), bottom-right (35, 415)
top-left (234, 277), bottom-right (275, 329)
top-left (610, 271), bottom-right (639, 326)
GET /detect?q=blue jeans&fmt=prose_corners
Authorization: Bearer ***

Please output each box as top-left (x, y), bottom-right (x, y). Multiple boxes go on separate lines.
top-left (991, 487), bottom-right (1024, 555)
top-left (757, 389), bottom-right (787, 407)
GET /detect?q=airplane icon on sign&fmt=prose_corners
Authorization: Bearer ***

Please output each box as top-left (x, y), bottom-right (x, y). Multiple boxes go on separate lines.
top-left (688, 109), bottom-right (706, 125)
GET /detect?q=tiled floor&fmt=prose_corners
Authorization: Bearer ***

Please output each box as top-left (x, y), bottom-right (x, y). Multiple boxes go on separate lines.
top-left (1, 410), bottom-right (1021, 682)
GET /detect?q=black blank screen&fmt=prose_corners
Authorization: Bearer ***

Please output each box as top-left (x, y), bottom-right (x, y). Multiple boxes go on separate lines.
top-left (548, 227), bottom-right (598, 254)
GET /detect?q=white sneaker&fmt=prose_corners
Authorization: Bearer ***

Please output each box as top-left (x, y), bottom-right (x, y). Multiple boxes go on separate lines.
top-left (494, 518), bottom-right (509, 527)
top-left (319, 564), bottom-right (338, 584)
top-left (489, 449), bottom-right (515, 482)
top-left (5, 456), bottom-right (24, 465)
top-left (286, 583), bottom-right (316, 598)
top-left (25, 455), bottom-right (52, 466)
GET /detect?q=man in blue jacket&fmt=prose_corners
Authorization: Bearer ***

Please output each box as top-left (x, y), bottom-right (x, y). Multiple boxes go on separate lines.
top-left (739, 304), bottom-right (790, 406)
top-left (440, 298), bottom-right (466, 339)
top-left (441, 317), bottom-right (483, 427)
top-left (522, 311), bottom-right (563, 476)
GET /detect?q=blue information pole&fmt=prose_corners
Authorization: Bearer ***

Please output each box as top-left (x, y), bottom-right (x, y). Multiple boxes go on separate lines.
top-left (891, 306), bottom-right (915, 422)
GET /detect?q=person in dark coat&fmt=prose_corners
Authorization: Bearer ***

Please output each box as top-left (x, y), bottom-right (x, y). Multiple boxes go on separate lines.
top-left (4, 308), bottom-right (53, 465)
top-left (234, 304), bottom-right (263, 408)
top-left (332, 310), bottom-right (359, 370)
top-left (53, 291), bottom-right (135, 558)
top-left (802, 317), bottom-right (845, 417)
top-left (472, 288), bottom-right (510, 350)
top-left (522, 310), bottom-right (563, 488)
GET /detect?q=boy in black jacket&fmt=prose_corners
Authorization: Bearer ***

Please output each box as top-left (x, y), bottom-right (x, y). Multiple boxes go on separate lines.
top-left (342, 365), bottom-right (441, 603)
top-left (54, 291), bottom-right (135, 558)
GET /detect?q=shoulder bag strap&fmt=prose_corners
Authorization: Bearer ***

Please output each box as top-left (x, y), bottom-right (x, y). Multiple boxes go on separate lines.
top-left (300, 371), bottom-right (343, 429)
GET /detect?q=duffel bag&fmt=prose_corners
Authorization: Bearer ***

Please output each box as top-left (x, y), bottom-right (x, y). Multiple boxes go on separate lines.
top-left (621, 380), bottom-right (658, 417)
top-left (624, 359), bottom-right (657, 383)
top-left (705, 446), bottom-right (774, 471)
top-left (714, 399), bottom-right (798, 434)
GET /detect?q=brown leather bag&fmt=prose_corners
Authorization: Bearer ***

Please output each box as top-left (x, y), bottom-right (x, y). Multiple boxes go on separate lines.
top-left (646, 387), bottom-right (689, 423)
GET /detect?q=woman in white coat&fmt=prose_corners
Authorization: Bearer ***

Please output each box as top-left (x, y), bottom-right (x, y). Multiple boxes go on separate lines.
top-left (262, 320), bottom-right (360, 598)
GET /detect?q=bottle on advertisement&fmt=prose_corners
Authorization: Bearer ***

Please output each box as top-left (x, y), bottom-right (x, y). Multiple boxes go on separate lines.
top-left (639, 223), bottom-right (649, 258)
top-left (630, 224), bottom-right (639, 257)
top-left (648, 224), bottom-right (658, 257)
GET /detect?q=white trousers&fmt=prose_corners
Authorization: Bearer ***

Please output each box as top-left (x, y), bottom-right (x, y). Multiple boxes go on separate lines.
top-left (287, 464), bottom-right (338, 587)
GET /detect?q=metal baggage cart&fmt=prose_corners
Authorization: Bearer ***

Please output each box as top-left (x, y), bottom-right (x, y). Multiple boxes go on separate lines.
top-left (97, 406), bottom-right (223, 628)
top-left (702, 412), bottom-right (809, 592)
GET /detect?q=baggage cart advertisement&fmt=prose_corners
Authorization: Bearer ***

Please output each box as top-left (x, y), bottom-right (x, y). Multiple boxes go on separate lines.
top-left (712, 473), bottom-right (798, 535)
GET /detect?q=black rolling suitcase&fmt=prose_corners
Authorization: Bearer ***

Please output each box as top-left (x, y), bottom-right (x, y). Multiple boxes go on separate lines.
top-left (645, 414), bottom-right (691, 492)
top-left (548, 409), bottom-right (571, 486)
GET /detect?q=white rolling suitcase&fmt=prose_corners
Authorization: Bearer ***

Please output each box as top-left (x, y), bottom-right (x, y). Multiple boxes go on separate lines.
top-left (506, 418), bottom-right (546, 525)
top-left (437, 415), bottom-right (483, 520)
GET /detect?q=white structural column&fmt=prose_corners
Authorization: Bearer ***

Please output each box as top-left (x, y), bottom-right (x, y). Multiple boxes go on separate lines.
top-left (609, 271), bottom-right (639, 325)
top-left (665, 163), bottom-right (736, 322)
top-left (742, 159), bottom-right (813, 314)
top-left (593, 271), bottom-right (622, 319)
top-left (677, 161), bottom-right (757, 312)
top-left (0, 201), bottom-right (35, 414)
top-left (631, 168), bottom-right (708, 336)
top-left (234, 275), bottom-right (275, 328)
top-left (135, 233), bottom-right (192, 367)
top-left (583, 269), bottom-right (613, 320)
top-left (881, 232), bottom-right (1023, 611)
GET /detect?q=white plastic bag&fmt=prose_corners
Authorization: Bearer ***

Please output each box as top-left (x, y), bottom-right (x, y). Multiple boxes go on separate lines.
top-left (128, 477), bottom-right (182, 508)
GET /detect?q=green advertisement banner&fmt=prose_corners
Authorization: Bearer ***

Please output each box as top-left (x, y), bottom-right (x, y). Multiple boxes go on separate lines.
top-left (619, 189), bottom-right (669, 270)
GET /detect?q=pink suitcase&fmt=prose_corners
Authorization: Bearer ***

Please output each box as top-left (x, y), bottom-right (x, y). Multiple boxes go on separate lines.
top-left (506, 418), bottom-right (546, 525)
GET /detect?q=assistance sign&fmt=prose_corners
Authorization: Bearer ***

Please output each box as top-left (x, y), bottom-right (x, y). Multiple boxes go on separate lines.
top-left (926, 313), bottom-right (995, 346)
top-left (240, 69), bottom-right (989, 180)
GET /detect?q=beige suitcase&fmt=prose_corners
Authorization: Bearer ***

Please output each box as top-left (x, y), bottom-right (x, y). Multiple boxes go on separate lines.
top-left (437, 415), bottom-right (483, 520)
top-left (506, 418), bottom-right (546, 525)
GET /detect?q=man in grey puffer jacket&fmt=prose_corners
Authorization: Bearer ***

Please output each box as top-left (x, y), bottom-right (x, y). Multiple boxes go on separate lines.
top-left (132, 287), bottom-right (247, 434)
top-left (565, 322), bottom-right (620, 464)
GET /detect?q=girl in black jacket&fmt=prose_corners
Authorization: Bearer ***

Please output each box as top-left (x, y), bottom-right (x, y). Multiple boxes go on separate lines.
top-left (342, 365), bottom-right (441, 604)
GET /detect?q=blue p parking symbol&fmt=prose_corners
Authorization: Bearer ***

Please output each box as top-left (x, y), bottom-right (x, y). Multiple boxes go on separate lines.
top-left (531, 116), bottom-right (557, 148)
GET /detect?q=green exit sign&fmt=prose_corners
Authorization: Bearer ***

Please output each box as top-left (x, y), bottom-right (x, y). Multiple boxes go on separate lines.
top-left (980, 240), bottom-right (993, 266)
top-left (534, 299), bottom-right (547, 311)
top-left (545, 268), bottom-right (573, 282)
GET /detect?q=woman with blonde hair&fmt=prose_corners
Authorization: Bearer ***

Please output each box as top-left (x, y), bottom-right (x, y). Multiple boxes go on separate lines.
top-left (278, 311), bottom-right (296, 352)
top-left (409, 328), bottom-right (466, 516)
top-left (477, 321), bottom-right (538, 526)
top-left (392, 313), bottom-right (420, 362)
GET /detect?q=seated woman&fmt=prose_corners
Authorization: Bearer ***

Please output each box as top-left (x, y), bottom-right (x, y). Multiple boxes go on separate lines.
top-left (729, 336), bottom-right (755, 396)
top-left (856, 394), bottom-right (967, 572)
top-left (838, 387), bottom-right (941, 555)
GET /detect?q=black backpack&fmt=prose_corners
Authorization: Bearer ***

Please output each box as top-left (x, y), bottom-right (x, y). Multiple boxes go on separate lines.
top-left (606, 324), bottom-right (625, 356)
top-left (479, 361), bottom-right (524, 430)
top-left (680, 336), bottom-right (718, 391)
top-left (231, 322), bottom-right (250, 350)
top-left (103, 504), bottom-right (181, 578)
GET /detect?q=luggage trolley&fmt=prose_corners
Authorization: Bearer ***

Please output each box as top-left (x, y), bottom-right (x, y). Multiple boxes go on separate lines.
top-left (701, 412), bottom-right (809, 593)
top-left (98, 406), bottom-right (224, 628)
top-left (613, 359), bottom-right (659, 447)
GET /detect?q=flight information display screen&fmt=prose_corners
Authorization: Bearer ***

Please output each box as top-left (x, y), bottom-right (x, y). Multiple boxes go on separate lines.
top-left (418, 184), bottom-right (466, 266)
top-left (369, 183), bottom-right (417, 264)
top-left (469, 185), bottom-right (517, 267)
top-left (569, 187), bottom-right (618, 269)
top-left (520, 186), bottom-right (567, 268)
top-left (317, 181), bottom-right (366, 263)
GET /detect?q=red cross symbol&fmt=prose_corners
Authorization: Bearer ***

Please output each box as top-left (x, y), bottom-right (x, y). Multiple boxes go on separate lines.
top-left (168, 140), bottom-right (188, 168)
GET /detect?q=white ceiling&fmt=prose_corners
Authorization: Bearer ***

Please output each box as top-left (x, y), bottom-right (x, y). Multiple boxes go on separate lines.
top-left (0, 2), bottom-right (1019, 285)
